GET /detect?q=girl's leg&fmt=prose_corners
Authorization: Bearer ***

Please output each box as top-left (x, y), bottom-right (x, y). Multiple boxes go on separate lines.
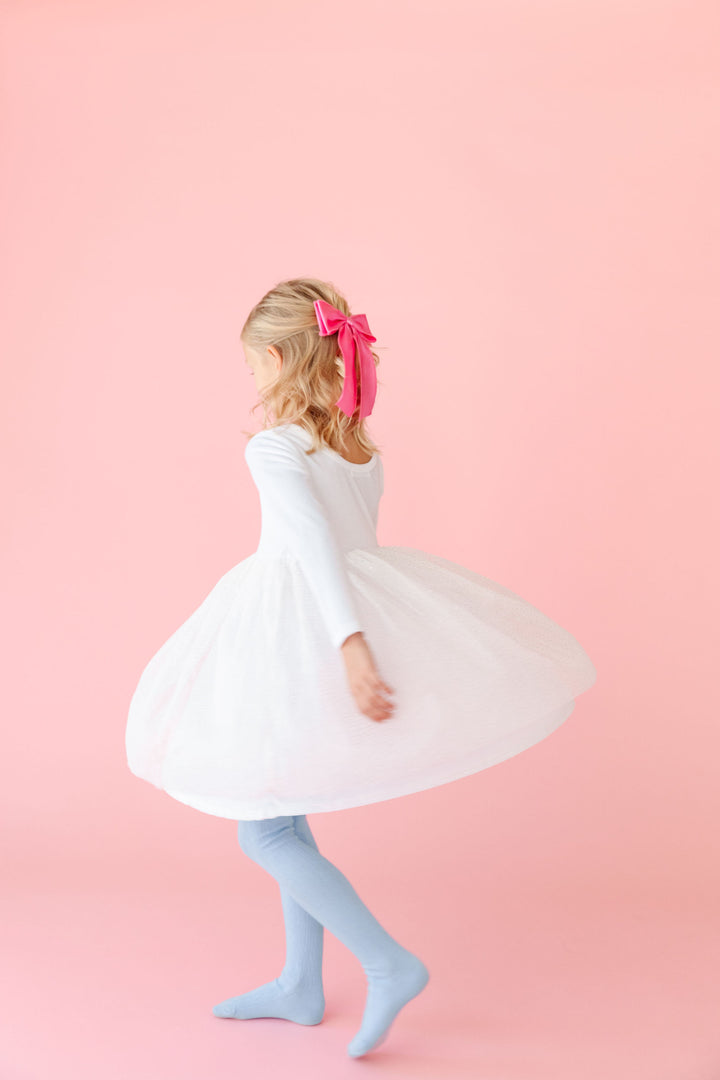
top-left (224, 813), bottom-right (429, 1057)
top-left (279, 814), bottom-right (325, 990)
top-left (212, 814), bottom-right (325, 1026)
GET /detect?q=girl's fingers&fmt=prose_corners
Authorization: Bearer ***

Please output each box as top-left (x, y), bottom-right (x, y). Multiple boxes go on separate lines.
top-left (367, 677), bottom-right (394, 698)
top-left (370, 694), bottom-right (392, 711)
top-left (370, 693), bottom-right (394, 714)
top-left (370, 685), bottom-right (393, 703)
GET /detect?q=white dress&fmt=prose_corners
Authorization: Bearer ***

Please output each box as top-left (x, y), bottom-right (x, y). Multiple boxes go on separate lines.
top-left (126, 423), bottom-right (596, 820)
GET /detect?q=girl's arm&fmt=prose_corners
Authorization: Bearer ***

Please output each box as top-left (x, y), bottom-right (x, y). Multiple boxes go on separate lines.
top-left (244, 430), bottom-right (364, 650)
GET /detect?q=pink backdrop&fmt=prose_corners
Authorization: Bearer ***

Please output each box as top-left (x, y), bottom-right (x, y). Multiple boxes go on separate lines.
top-left (2, 2), bottom-right (718, 1078)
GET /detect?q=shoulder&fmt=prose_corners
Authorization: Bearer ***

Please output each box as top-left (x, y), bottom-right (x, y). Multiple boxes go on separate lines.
top-left (244, 424), bottom-right (310, 472)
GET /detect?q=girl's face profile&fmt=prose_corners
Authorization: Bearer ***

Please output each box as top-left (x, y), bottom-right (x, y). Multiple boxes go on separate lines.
top-left (243, 343), bottom-right (282, 394)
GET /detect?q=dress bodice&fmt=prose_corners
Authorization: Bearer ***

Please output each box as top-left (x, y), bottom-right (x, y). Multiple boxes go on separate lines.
top-left (246, 423), bottom-right (383, 558)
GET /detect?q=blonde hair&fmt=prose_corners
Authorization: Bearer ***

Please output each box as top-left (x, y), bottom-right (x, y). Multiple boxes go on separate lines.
top-left (240, 277), bottom-right (384, 460)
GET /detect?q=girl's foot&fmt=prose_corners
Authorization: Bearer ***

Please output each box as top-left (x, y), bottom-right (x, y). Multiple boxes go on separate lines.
top-left (347, 949), bottom-right (430, 1057)
top-left (212, 975), bottom-right (325, 1025)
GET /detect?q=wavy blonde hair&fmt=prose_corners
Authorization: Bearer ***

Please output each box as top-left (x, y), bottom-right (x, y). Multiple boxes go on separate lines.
top-left (240, 277), bottom-right (384, 460)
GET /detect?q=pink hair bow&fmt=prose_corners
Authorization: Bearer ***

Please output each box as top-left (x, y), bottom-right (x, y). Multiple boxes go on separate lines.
top-left (313, 299), bottom-right (377, 419)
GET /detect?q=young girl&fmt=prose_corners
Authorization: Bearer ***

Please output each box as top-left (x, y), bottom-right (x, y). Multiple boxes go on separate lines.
top-left (126, 277), bottom-right (596, 1058)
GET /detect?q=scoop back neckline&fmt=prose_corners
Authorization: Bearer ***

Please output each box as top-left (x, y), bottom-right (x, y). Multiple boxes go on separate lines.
top-left (320, 444), bottom-right (379, 471)
top-left (285, 423), bottom-right (379, 472)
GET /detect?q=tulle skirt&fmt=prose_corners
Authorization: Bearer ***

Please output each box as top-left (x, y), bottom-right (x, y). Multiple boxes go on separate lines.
top-left (126, 545), bottom-right (596, 820)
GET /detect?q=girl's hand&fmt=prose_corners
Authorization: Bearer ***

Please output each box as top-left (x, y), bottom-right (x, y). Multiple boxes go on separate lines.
top-left (340, 632), bottom-right (396, 722)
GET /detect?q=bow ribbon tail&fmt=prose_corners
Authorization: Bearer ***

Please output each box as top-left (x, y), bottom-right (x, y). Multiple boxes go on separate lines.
top-left (355, 336), bottom-right (377, 418)
top-left (335, 322), bottom-right (359, 416)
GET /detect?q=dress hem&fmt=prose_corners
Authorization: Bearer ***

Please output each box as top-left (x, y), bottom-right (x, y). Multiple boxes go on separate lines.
top-left (139, 699), bottom-right (577, 822)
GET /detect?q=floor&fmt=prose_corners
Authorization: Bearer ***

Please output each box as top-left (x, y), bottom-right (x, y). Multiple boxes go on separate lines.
top-left (3, 861), bottom-right (718, 1080)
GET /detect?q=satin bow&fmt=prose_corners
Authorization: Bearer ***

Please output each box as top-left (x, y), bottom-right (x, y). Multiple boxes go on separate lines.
top-left (313, 299), bottom-right (377, 419)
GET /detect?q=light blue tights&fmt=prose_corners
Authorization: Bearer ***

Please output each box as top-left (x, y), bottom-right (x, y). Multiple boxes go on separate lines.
top-left (212, 813), bottom-right (429, 1057)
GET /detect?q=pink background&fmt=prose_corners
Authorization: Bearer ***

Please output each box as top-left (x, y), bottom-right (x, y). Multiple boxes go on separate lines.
top-left (2, 1), bottom-right (718, 1077)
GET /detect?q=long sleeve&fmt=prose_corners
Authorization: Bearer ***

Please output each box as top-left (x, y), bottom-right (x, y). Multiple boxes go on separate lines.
top-left (244, 431), bottom-right (364, 650)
